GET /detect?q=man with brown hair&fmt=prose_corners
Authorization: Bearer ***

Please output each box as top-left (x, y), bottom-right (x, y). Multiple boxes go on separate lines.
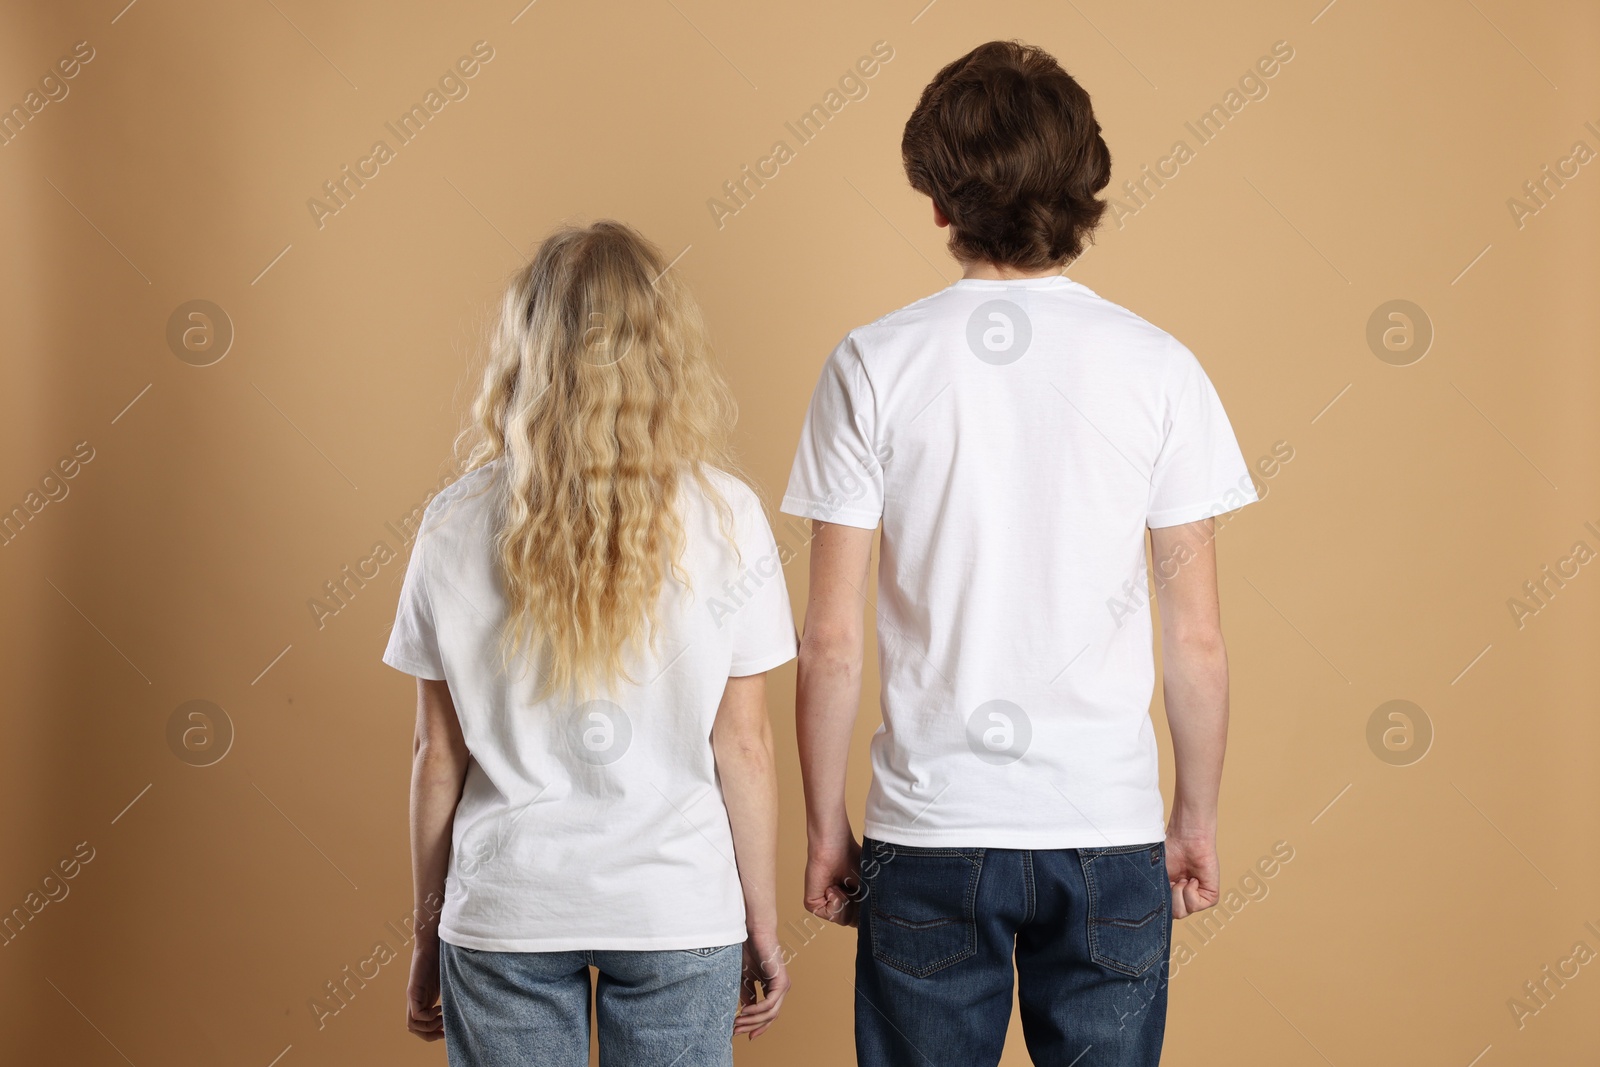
top-left (783, 41), bottom-right (1255, 1065)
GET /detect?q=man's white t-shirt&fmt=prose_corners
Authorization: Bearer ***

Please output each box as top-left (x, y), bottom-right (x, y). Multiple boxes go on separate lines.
top-left (782, 275), bottom-right (1257, 850)
top-left (384, 462), bottom-right (797, 951)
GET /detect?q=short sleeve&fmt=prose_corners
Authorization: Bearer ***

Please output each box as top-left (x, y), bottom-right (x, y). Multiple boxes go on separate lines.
top-left (779, 335), bottom-right (884, 530)
top-left (727, 495), bottom-right (799, 676)
top-left (383, 533), bottom-right (447, 680)
top-left (1146, 340), bottom-right (1258, 529)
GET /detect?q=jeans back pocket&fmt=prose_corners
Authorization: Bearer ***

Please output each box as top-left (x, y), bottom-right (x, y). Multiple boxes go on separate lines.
top-left (1079, 843), bottom-right (1169, 977)
top-left (864, 839), bottom-right (983, 979)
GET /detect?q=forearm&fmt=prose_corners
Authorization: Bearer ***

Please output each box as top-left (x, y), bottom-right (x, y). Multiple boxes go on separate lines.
top-left (1162, 636), bottom-right (1229, 832)
top-left (795, 636), bottom-right (862, 843)
top-left (716, 726), bottom-right (780, 936)
top-left (409, 746), bottom-right (467, 933)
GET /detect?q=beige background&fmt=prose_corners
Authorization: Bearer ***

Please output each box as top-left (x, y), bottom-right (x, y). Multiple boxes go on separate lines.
top-left (2, 0), bottom-right (1597, 1064)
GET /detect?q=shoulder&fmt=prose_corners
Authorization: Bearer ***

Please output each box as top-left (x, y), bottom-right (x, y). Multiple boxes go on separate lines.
top-left (691, 467), bottom-right (783, 547)
top-left (677, 468), bottom-right (782, 568)
top-left (1059, 280), bottom-right (1204, 386)
top-left (693, 465), bottom-right (765, 520)
top-left (856, 286), bottom-right (951, 335)
top-left (418, 461), bottom-right (501, 542)
top-left (1064, 280), bottom-right (1182, 353)
top-left (822, 286), bottom-right (958, 374)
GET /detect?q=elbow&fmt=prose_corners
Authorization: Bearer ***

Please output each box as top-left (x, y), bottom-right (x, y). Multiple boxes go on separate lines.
top-left (799, 625), bottom-right (863, 679)
top-left (413, 734), bottom-right (469, 781)
top-left (713, 723), bottom-right (775, 771)
top-left (1167, 626), bottom-right (1226, 655)
top-left (1163, 626), bottom-right (1229, 674)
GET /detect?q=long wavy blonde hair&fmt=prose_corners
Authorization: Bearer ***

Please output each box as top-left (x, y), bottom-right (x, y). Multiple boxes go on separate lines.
top-left (454, 221), bottom-right (741, 698)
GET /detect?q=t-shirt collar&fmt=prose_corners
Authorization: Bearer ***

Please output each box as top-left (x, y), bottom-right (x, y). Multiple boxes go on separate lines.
top-left (951, 274), bottom-right (1076, 290)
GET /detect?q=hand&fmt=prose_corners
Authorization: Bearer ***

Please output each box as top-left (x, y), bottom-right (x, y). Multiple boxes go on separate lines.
top-left (735, 930), bottom-right (789, 1040)
top-left (405, 936), bottom-right (445, 1041)
top-left (1165, 828), bottom-right (1220, 920)
top-left (803, 833), bottom-right (862, 927)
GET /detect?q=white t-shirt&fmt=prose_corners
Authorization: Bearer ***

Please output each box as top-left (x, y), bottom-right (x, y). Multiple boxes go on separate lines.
top-left (384, 461), bottom-right (797, 951)
top-left (782, 275), bottom-right (1256, 850)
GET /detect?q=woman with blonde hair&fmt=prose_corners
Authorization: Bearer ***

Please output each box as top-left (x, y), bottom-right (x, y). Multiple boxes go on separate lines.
top-left (385, 221), bottom-right (795, 1065)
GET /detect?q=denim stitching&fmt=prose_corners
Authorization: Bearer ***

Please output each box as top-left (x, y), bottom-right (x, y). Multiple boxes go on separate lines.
top-left (1082, 842), bottom-right (1170, 903)
top-left (1094, 903), bottom-right (1163, 929)
top-left (869, 846), bottom-right (983, 978)
top-left (876, 914), bottom-right (965, 931)
top-left (966, 848), bottom-right (985, 921)
top-left (877, 844), bottom-right (984, 861)
top-left (1079, 850), bottom-right (1167, 978)
top-left (1021, 849), bottom-right (1037, 925)
top-left (1080, 843), bottom-right (1160, 857)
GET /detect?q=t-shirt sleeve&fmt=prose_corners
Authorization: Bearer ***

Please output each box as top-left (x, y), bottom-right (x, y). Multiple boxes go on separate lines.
top-left (383, 532), bottom-right (447, 680)
top-left (1146, 340), bottom-right (1258, 529)
top-left (727, 494), bottom-right (799, 677)
top-left (779, 335), bottom-right (884, 530)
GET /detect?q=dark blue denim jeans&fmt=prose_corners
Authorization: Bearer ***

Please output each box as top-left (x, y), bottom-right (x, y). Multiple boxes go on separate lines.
top-left (856, 838), bottom-right (1171, 1067)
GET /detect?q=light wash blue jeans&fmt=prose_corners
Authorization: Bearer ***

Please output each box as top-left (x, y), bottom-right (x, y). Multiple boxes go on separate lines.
top-left (439, 940), bottom-right (742, 1067)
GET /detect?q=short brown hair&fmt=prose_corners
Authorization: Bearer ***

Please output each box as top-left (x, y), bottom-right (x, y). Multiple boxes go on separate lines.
top-left (902, 41), bottom-right (1111, 270)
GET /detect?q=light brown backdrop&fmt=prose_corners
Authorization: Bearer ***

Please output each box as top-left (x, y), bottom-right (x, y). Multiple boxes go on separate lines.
top-left (2, 1), bottom-right (1596, 1064)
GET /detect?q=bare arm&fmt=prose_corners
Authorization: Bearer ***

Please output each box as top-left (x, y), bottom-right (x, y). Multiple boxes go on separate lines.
top-left (712, 672), bottom-right (787, 1039)
top-left (1149, 519), bottom-right (1230, 919)
top-left (405, 677), bottom-right (469, 1041)
top-left (795, 521), bottom-right (875, 925)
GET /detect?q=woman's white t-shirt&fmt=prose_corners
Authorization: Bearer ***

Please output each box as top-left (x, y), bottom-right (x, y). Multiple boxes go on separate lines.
top-left (782, 275), bottom-right (1257, 850)
top-left (383, 462), bottom-right (797, 952)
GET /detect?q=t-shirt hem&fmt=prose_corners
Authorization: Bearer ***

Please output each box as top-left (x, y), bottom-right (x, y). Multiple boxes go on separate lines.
top-left (381, 650), bottom-right (446, 681)
top-left (438, 926), bottom-right (748, 953)
top-left (864, 820), bottom-right (1168, 851)
top-left (1147, 490), bottom-right (1259, 529)
top-left (730, 646), bottom-right (798, 677)
top-left (778, 495), bottom-right (880, 530)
